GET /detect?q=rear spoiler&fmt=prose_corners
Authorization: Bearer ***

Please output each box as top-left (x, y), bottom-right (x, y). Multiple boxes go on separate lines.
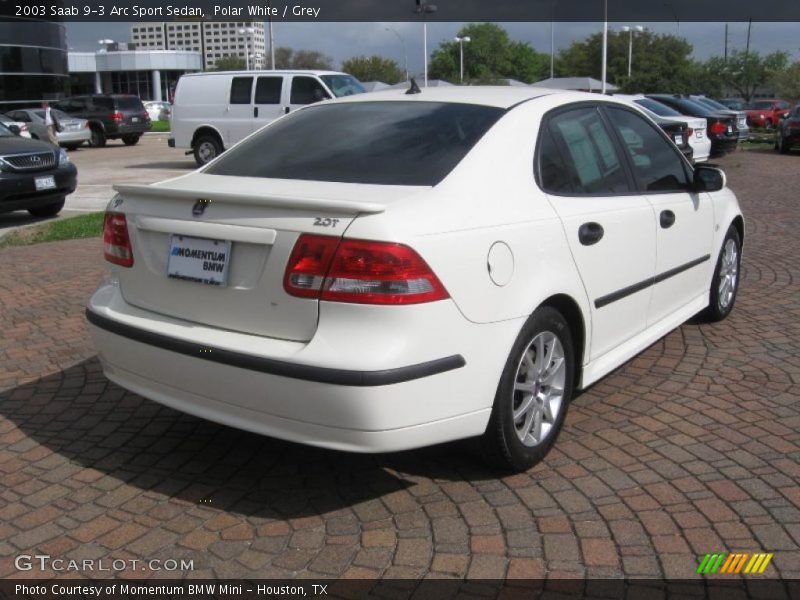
top-left (113, 183), bottom-right (386, 215)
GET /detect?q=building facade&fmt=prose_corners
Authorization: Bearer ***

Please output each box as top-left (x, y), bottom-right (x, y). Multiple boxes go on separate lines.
top-left (69, 49), bottom-right (203, 102)
top-left (130, 21), bottom-right (266, 70)
top-left (0, 19), bottom-right (69, 108)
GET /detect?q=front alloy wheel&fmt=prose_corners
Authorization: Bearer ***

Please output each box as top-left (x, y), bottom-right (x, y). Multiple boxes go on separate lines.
top-left (704, 225), bottom-right (742, 322)
top-left (482, 307), bottom-right (574, 472)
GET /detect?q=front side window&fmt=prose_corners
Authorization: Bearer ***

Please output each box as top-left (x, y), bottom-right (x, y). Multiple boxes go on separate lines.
top-left (290, 76), bottom-right (329, 105)
top-left (543, 107), bottom-right (630, 195)
top-left (229, 77), bottom-right (253, 104)
top-left (206, 101), bottom-right (504, 186)
top-left (605, 107), bottom-right (691, 193)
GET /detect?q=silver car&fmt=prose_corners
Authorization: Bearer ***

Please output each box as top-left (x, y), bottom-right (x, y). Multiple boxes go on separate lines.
top-left (144, 101), bottom-right (171, 122)
top-left (5, 108), bottom-right (91, 149)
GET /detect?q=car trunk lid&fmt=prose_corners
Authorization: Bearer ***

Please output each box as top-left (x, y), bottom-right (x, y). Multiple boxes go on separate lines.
top-left (111, 173), bottom-right (402, 342)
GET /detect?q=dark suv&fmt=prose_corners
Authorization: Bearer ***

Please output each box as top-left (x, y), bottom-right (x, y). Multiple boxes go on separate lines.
top-left (54, 94), bottom-right (151, 148)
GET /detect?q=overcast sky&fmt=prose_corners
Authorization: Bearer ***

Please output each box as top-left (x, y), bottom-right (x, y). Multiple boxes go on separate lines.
top-left (66, 21), bottom-right (800, 75)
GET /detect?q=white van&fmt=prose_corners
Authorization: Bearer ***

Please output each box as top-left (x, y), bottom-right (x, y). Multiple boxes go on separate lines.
top-left (169, 70), bottom-right (365, 166)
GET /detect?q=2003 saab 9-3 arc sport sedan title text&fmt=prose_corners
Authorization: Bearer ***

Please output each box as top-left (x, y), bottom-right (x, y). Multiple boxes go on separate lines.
top-left (86, 87), bottom-right (744, 471)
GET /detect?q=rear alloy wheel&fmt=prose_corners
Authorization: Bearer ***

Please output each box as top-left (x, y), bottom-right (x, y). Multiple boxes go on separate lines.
top-left (193, 135), bottom-right (223, 167)
top-left (89, 127), bottom-right (106, 148)
top-left (482, 307), bottom-right (574, 472)
top-left (704, 226), bottom-right (741, 322)
top-left (27, 198), bottom-right (65, 218)
top-left (122, 135), bottom-right (140, 146)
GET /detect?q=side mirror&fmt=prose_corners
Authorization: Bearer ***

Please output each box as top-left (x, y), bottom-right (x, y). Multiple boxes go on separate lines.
top-left (694, 165), bottom-right (726, 192)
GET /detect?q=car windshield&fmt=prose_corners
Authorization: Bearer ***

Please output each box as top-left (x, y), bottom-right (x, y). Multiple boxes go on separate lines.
top-left (659, 97), bottom-right (717, 116)
top-left (748, 101), bottom-right (774, 110)
top-left (320, 75), bottom-right (366, 97)
top-left (695, 97), bottom-right (729, 111)
top-left (206, 101), bottom-right (505, 186)
top-left (634, 98), bottom-right (682, 117)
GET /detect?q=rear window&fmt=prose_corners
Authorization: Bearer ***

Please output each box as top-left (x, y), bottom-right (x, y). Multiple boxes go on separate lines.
top-left (206, 101), bottom-right (505, 186)
top-left (114, 96), bottom-right (145, 111)
top-left (634, 98), bottom-right (682, 117)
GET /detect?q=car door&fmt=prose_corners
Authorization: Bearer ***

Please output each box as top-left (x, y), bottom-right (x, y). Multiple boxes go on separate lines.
top-left (286, 75), bottom-right (331, 115)
top-left (253, 75), bottom-right (284, 131)
top-left (226, 76), bottom-right (254, 145)
top-left (603, 105), bottom-right (714, 326)
top-left (539, 105), bottom-right (657, 361)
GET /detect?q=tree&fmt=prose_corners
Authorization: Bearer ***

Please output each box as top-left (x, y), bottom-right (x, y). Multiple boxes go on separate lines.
top-left (701, 50), bottom-right (790, 102)
top-left (273, 47), bottom-right (334, 70)
top-left (341, 55), bottom-right (404, 84)
top-left (772, 61), bottom-right (800, 102)
top-left (210, 56), bottom-right (246, 71)
top-left (429, 23), bottom-right (548, 84)
top-left (556, 30), bottom-right (699, 94)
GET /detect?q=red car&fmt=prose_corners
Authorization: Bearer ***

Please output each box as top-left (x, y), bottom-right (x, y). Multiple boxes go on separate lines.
top-left (746, 99), bottom-right (792, 129)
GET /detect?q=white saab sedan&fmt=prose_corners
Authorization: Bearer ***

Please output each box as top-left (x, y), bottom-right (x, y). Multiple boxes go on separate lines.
top-left (87, 87), bottom-right (743, 471)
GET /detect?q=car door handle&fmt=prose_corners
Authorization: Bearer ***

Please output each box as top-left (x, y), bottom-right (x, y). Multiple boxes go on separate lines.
top-left (254, 106), bottom-right (259, 118)
top-left (660, 210), bottom-right (676, 229)
top-left (284, 106), bottom-right (291, 114)
top-left (578, 222), bottom-right (604, 246)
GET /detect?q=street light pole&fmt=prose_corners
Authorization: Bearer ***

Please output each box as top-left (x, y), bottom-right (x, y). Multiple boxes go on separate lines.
top-left (454, 36), bottom-right (471, 83)
top-left (601, 0), bottom-right (608, 94)
top-left (268, 0), bottom-right (275, 69)
top-left (414, 1), bottom-right (438, 87)
top-left (621, 25), bottom-right (644, 78)
top-left (238, 27), bottom-right (254, 71)
top-left (386, 27), bottom-right (409, 82)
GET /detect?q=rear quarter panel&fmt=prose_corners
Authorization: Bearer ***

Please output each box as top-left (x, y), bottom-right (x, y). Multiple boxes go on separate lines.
top-left (172, 74), bottom-right (232, 147)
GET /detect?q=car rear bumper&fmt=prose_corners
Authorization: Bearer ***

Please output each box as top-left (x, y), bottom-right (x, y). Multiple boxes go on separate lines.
top-left (58, 129), bottom-right (91, 144)
top-left (106, 123), bottom-right (151, 137)
top-left (0, 163), bottom-right (77, 213)
top-left (86, 282), bottom-right (523, 452)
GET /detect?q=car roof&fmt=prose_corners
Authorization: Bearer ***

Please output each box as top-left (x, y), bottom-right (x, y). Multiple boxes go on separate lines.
top-left (182, 69), bottom-right (347, 78)
top-left (329, 86), bottom-right (579, 109)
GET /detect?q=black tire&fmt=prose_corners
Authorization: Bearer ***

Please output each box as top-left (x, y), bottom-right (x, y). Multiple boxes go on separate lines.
top-left (27, 198), bottom-right (65, 218)
top-left (764, 120), bottom-right (774, 131)
top-left (704, 225), bottom-right (742, 323)
top-left (778, 134), bottom-right (790, 154)
top-left (88, 126), bottom-right (106, 148)
top-left (193, 134), bottom-right (223, 167)
top-left (122, 134), bottom-right (140, 146)
top-left (481, 306), bottom-right (575, 472)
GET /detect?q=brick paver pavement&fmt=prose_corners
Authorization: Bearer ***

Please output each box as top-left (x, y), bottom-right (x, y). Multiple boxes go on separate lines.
top-left (0, 150), bottom-right (798, 581)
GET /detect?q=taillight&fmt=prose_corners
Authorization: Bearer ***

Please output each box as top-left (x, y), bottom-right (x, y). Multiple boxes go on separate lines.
top-left (110, 111), bottom-right (124, 121)
top-left (84, 121), bottom-right (90, 128)
top-left (709, 121), bottom-right (727, 135)
top-left (284, 234), bottom-right (449, 305)
top-left (103, 212), bottom-right (134, 267)
top-left (788, 120), bottom-right (800, 128)
top-left (686, 127), bottom-right (693, 136)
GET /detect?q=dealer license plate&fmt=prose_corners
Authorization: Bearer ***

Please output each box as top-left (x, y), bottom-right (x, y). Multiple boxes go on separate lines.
top-left (132, 117), bottom-right (140, 123)
top-left (34, 176), bottom-right (56, 191)
top-left (674, 135), bottom-right (683, 146)
top-left (167, 235), bottom-right (231, 287)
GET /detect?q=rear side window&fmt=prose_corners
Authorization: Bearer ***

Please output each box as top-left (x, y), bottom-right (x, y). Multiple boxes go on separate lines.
top-left (93, 97), bottom-right (114, 110)
top-left (538, 128), bottom-right (577, 194)
top-left (542, 107), bottom-right (630, 195)
top-left (206, 101), bottom-right (504, 186)
top-left (255, 76), bottom-right (282, 104)
top-left (230, 77), bottom-right (253, 104)
top-left (605, 107), bottom-right (691, 192)
top-left (290, 76), bottom-right (329, 105)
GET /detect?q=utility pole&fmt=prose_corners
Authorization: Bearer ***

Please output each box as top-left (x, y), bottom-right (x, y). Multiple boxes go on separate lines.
top-left (601, 0), bottom-right (608, 94)
top-left (724, 23), bottom-right (729, 63)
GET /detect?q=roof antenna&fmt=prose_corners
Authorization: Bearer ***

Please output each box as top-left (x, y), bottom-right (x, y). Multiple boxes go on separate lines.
top-left (406, 78), bottom-right (422, 95)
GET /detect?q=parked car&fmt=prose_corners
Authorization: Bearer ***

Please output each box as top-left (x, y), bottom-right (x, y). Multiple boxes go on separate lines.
top-left (775, 104), bottom-right (800, 154)
top-left (0, 122), bottom-right (77, 217)
top-left (690, 96), bottom-right (749, 141)
top-left (169, 70), bottom-right (366, 166)
top-left (745, 99), bottom-right (791, 129)
top-left (0, 114), bottom-right (31, 138)
top-left (614, 94), bottom-right (710, 162)
top-left (53, 94), bottom-right (151, 147)
top-left (5, 108), bottom-right (91, 150)
top-left (144, 101), bottom-right (171, 122)
top-left (86, 88), bottom-right (744, 471)
top-left (647, 95), bottom-right (739, 157)
top-left (718, 98), bottom-right (747, 111)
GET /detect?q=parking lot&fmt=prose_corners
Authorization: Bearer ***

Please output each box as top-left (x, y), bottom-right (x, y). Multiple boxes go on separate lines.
top-left (0, 144), bottom-right (798, 582)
